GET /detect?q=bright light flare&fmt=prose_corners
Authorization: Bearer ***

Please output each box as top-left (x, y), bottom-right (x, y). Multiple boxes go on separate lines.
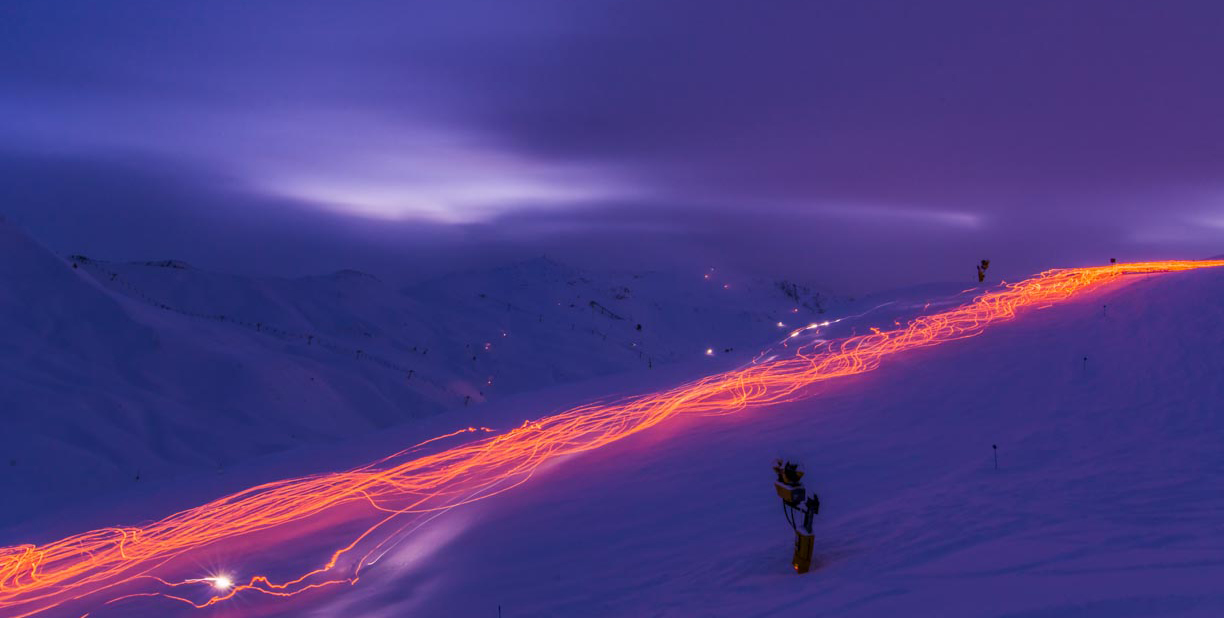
top-left (3, 260), bottom-right (1223, 617)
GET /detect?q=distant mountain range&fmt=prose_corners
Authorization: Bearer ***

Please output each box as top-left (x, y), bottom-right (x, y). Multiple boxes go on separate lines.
top-left (0, 219), bottom-right (837, 521)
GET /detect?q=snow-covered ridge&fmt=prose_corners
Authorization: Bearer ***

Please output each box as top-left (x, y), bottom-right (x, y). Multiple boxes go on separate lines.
top-left (0, 220), bottom-right (838, 524)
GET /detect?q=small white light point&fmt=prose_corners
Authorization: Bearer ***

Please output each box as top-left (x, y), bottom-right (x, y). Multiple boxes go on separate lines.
top-left (705, 348), bottom-right (714, 356)
top-left (211, 575), bottom-right (234, 591)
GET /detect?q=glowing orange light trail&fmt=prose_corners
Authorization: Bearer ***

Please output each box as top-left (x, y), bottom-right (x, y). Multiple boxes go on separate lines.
top-left (2, 260), bottom-right (1222, 617)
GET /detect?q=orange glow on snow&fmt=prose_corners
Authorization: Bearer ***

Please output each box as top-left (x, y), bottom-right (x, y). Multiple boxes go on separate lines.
top-left (2, 260), bottom-right (1222, 616)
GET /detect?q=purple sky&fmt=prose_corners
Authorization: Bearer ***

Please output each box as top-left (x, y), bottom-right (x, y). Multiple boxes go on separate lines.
top-left (2, 0), bottom-right (1223, 292)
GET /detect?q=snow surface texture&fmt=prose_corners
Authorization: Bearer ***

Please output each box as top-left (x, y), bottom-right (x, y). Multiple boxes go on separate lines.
top-left (4, 217), bottom-right (1222, 617)
top-left (0, 220), bottom-right (834, 525)
top-left (379, 270), bottom-right (1224, 618)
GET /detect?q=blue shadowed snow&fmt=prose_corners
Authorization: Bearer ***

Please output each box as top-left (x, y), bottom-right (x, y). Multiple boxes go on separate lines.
top-left (4, 216), bottom-right (1223, 617)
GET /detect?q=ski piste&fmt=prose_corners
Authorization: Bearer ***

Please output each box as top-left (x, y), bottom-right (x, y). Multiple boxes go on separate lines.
top-left (4, 259), bottom-right (1224, 617)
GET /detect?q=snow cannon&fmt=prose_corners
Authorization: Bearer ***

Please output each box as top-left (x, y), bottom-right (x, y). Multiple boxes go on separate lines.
top-left (773, 459), bottom-right (805, 506)
top-left (773, 459), bottom-right (820, 574)
top-left (792, 530), bottom-right (815, 574)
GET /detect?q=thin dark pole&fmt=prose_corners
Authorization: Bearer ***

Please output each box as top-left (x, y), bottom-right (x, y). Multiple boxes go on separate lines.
top-left (992, 444), bottom-right (998, 470)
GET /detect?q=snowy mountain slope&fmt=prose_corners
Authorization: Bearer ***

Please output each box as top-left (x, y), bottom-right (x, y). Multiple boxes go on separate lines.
top-left (0, 220), bottom-right (154, 364)
top-left (360, 267), bottom-right (1224, 618)
top-left (171, 266), bottom-right (1224, 618)
top-left (76, 254), bottom-right (838, 394)
top-left (11, 261), bottom-right (1221, 618)
top-left (13, 209), bottom-right (1218, 617)
top-left (0, 220), bottom-right (839, 526)
top-left (406, 258), bottom-right (837, 368)
top-left (0, 222), bottom-right (445, 524)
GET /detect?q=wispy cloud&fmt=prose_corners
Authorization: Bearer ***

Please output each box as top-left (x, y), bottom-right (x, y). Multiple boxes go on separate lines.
top-left (804, 202), bottom-right (984, 229)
